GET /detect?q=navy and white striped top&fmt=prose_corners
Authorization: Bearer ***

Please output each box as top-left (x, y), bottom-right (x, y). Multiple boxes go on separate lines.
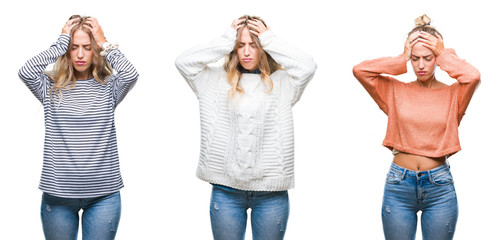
top-left (19, 34), bottom-right (138, 198)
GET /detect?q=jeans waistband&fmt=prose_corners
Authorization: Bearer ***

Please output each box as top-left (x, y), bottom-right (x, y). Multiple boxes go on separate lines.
top-left (389, 162), bottom-right (450, 180)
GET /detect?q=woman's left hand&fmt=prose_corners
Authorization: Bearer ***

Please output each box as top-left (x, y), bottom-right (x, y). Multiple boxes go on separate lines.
top-left (84, 17), bottom-right (107, 48)
top-left (247, 19), bottom-right (268, 36)
top-left (417, 31), bottom-right (445, 56)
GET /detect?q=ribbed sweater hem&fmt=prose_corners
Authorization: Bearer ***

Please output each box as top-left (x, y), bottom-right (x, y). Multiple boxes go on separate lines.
top-left (383, 141), bottom-right (461, 158)
top-left (197, 170), bottom-right (294, 191)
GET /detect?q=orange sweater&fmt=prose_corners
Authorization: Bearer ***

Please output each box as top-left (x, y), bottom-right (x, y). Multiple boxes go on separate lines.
top-left (353, 48), bottom-right (480, 158)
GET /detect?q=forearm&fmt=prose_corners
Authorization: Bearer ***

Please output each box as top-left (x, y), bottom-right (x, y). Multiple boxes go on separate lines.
top-left (175, 28), bottom-right (236, 81)
top-left (19, 34), bottom-right (70, 81)
top-left (259, 30), bottom-right (316, 86)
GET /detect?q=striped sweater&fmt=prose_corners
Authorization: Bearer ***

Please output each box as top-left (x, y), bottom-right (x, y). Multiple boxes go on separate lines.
top-left (19, 34), bottom-right (138, 198)
top-left (176, 28), bottom-right (316, 191)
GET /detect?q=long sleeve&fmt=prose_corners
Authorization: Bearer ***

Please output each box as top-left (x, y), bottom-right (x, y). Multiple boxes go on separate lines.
top-left (175, 28), bottom-right (237, 96)
top-left (352, 54), bottom-right (407, 114)
top-left (105, 49), bottom-right (139, 107)
top-left (18, 34), bottom-right (70, 102)
top-left (436, 48), bottom-right (480, 122)
top-left (259, 30), bottom-right (317, 106)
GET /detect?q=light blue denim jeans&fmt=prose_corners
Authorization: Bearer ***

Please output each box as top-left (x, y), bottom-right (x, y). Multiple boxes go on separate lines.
top-left (210, 184), bottom-right (289, 240)
top-left (41, 191), bottom-right (121, 240)
top-left (382, 162), bottom-right (458, 240)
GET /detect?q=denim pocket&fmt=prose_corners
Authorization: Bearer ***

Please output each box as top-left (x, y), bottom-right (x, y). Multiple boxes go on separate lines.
top-left (430, 169), bottom-right (454, 186)
top-left (385, 170), bottom-right (402, 184)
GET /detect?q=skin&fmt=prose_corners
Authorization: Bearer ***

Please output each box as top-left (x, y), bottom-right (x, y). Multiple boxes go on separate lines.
top-left (395, 31), bottom-right (449, 171)
top-left (70, 29), bottom-right (94, 80)
top-left (232, 19), bottom-right (268, 72)
top-left (62, 17), bottom-right (107, 80)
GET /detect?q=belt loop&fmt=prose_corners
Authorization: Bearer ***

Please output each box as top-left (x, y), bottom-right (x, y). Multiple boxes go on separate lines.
top-left (401, 168), bottom-right (407, 180)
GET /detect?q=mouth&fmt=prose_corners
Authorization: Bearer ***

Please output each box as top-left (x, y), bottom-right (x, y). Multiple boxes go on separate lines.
top-left (418, 71), bottom-right (427, 75)
top-left (242, 58), bottom-right (253, 63)
top-left (75, 61), bottom-right (86, 66)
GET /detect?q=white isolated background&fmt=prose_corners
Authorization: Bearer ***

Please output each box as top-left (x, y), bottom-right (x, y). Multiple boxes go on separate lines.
top-left (1, 0), bottom-right (496, 239)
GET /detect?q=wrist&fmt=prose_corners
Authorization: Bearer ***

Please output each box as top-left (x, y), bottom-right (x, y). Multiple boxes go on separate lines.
top-left (101, 41), bottom-right (110, 49)
top-left (436, 47), bottom-right (445, 57)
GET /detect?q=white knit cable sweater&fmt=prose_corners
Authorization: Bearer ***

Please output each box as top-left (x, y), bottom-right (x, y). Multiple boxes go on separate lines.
top-left (176, 28), bottom-right (316, 191)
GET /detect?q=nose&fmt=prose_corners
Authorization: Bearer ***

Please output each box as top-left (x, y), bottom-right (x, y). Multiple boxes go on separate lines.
top-left (418, 59), bottom-right (425, 69)
top-left (77, 47), bottom-right (84, 59)
top-left (243, 44), bottom-right (250, 56)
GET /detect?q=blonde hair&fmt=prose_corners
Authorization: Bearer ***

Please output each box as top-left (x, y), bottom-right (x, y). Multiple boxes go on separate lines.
top-left (48, 15), bottom-right (112, 100)
top-left (408, 14), bottom-right (443, 39)
top-left (224, 15), bottom-right (281, 98)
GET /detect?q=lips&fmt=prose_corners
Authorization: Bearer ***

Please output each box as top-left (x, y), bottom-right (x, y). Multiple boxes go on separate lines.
top-left (75, 61), bottom-right (86, 66)
top-left (418, 71), bottom-right (427, 75)
top-left (242, 58), bottom-right (253, 62)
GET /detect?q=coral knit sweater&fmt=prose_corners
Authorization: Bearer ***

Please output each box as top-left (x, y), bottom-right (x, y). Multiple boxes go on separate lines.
top-left (353, 49), bottom-right (480, 158)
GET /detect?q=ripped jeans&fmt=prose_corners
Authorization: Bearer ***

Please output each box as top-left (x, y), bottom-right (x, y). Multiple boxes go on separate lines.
top-left (41, 191), bottom-right (121, 240)
top-left (382, 163), bottom-right (458, 240)
top-left (210, 184), bottom-right (289, 240)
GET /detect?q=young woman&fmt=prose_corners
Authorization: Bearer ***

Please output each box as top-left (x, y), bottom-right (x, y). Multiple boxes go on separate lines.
top-left (19, 15), bottom-right (138, 240)
top-left (175, 15), bottom-right (316, 239)
top-left (353, 14), bottom-right (480, 240)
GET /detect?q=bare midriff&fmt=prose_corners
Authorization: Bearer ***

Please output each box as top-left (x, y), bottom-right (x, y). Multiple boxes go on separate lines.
top-left (394, 152), bottom-right (446, 171)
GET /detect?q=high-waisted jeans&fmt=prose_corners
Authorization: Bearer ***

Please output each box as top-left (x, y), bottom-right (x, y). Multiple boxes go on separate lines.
top-left (41, 191), bottom-right (121, 240)
top-left (382, 162), bottom-right (458, 240)
top-left (210, 184), bottom-right (289, 240)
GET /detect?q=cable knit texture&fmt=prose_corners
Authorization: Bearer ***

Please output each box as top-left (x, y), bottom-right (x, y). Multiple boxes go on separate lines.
top-left (176, 28), bottom-right (316, 191)
top-left (353, 49), bottom-right (480, 158)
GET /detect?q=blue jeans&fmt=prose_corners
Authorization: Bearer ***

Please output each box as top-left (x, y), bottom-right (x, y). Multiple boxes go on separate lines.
top-left (210, 184), bottom-right (289, 240)
top-left (41, 192), bottom-right (121, 240)
top-left (382, 163), bottom-right (458, 240)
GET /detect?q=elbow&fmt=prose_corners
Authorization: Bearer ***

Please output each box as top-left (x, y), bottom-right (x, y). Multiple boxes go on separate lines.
top-left (18, 66), bottom-right (30, 81)
top-left (352, 64), bottom-right (363, 79)
top-left (471, 69), bottom-right (481, 85)
top-left (175, 55), bottom-right (187, 72)
top-left (303, 60), bottom-right (317, 78)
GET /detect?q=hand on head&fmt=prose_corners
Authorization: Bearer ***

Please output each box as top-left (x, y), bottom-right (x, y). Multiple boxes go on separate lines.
top-left (404, 31), bottom-right (445, 61)
top-left (231, 19), bottom-right (245, 31)
top-left (231, 17), bottom-right (269, 36)
top-left (83, 17), bottom-right (107, 47)
top-left (61, 18), bottom-right (80, 35)
top-left (61, 16), bottom-right (107, 48)
top-left (246, 19), bottom-right (268, 36)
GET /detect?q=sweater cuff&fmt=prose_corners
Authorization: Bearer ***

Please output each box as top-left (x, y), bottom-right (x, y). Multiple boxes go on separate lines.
top-left (222, 27), bottom-right (238, 42)
top-left (258, 30), bottom-right (275, 46)
top-left (435, 48), bottom-right (456, 66)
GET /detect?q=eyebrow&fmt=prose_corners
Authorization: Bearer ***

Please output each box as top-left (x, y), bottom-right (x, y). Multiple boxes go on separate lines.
top-left (72, 43), bottom-right (92, 46)
top-left (411, 54), bottom-right (434, 58)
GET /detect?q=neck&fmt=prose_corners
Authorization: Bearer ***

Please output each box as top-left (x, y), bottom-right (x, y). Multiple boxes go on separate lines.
top-left (241, 68), bottom-right (261, 74)
top-left (75, 71), bottom-right (92, 81)
top-left (417, 75), bottom-right (436, 88)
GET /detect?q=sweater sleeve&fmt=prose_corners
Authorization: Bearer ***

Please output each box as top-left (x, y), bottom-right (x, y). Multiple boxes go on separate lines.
top-left (18, 34), bottom-right (70, 102)
top-left (352, 54), bottom-right (407, 114)
top-left (105, 49), bottom-right (139, 107)
top-left (258, 31), bottom-right (317, 106)
top-left (175, 28), bottom-right (237, 96)
top-left (436, 48), bottom-right (480, 122)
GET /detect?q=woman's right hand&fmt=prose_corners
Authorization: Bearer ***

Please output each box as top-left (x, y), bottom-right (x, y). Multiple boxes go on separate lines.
top-left (403, 31), bottom-right (420, 61)
top-left (61, 18), bottom-right (79, 35)
top-left (231, 19), bottom-right (244, 31)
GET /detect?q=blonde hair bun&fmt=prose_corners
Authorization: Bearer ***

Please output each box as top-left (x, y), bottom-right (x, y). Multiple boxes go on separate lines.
top-left (414, 14), bottom-right (431, 27)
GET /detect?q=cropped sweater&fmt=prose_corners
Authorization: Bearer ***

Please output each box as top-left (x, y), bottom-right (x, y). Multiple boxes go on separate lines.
top-left (175, 28), bottom-right (317, 191)
top-left (19, 34), bottom-right (139, 198)
top-left (353, 49), bottom-right (480, 158)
